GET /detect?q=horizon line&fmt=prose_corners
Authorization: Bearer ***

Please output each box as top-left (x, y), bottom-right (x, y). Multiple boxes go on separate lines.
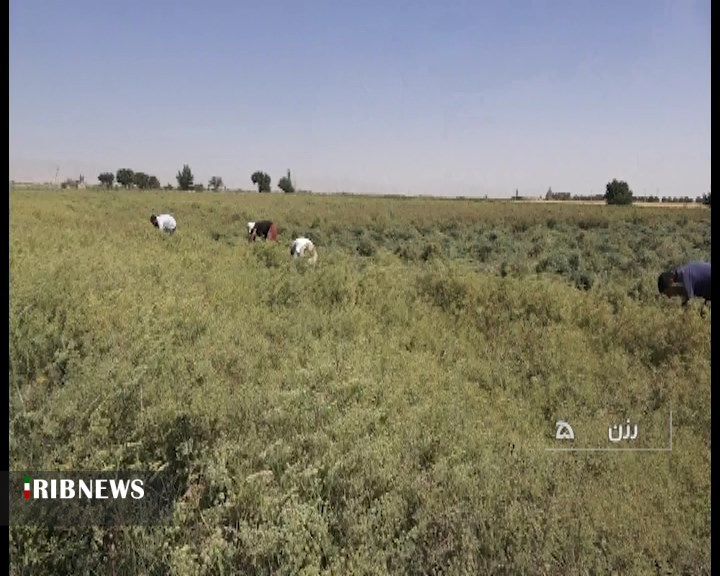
top-left (9, 181), bottom-right (710, 202)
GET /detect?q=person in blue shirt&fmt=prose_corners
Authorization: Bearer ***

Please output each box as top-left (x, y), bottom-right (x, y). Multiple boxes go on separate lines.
top-left (657, 261), bottom-right (711, 306)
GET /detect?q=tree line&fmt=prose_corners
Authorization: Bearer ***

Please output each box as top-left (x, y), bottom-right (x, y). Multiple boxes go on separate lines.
top-left (93, 169), bottom-right (711, 207)
top-left (96, 165), bottom-right (297, 193)
top-left (543, 180), bottom-right (710, 207)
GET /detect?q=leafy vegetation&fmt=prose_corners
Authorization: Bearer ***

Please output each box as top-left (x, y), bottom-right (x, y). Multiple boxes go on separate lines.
top-left (208, 176), bottom-right (224, 191)
top-left (604, 179), bottom-right (634, 206)
top-left (278, 170), bottom-right (296, 194)
top-left (107, 168), bottom-right (162, 190)
top-left (251, 171), bottom-right (272, 193)
top-left (176, 164), bottom-right (194, 191)
top-left (132, 172), bottom-right (161, 190)
top-left (116, 168), bottom-right (135, 188)
top-left (98, 172), bottom-right (115, 188)
top-left (10, 188), bottom-right (710, 574)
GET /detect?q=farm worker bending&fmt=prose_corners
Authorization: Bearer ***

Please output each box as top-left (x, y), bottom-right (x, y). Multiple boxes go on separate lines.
top-left (248, 220), bottom-right (278, 242)
top-left (657, 261), bottom-right (711, 306)
top-left (290, 237), bottom-right (318, 264)
top-left (150, 213), bottom-right (176, 233)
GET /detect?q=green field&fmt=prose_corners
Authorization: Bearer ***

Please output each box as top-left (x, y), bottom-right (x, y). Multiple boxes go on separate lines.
top-left (10, 189), bottom-right (711, 575)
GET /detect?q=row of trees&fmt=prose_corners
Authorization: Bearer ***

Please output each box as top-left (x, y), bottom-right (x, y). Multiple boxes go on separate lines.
top-left (603, 179), bottom-right (710, 206)
top-left (98, 169), bottom-right (162, 190)
top-left (97, 166), bottom-right (222, 191)
top-left (96, 165), bottom-right (296, 193)
top-left (544, 181), bottom-right (711, 207)
top-left (93, 170), bottom-right (711, 206)
top-left (250, 170), bottom-right (295, 193)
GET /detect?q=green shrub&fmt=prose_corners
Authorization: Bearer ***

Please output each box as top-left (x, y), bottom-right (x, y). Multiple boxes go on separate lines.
top-left (9, 188), bottom-right (710, 574)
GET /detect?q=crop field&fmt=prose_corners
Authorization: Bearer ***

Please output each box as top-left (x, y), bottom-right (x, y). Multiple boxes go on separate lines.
top-left (9, 188), bottom-right (711, 575)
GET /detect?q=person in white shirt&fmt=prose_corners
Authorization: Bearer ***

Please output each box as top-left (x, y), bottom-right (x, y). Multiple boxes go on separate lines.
top-left (150, 213), bottom-right (177, 233)
top-left (290, 237), bottom-right (318, 264)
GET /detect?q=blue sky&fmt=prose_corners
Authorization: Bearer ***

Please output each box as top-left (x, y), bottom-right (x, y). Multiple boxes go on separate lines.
top-left (10, 0), bottom-right (711, 197)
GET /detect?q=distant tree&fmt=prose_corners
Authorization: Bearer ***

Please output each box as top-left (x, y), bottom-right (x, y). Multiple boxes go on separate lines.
top-left (703, 191), bottom-right (711, 206)
top-left (176, 164), bottom-right (194, 191)
top-left (277, 169), bottom-right (295, 193)
top-left (194, 183), bottom-right (204, 191)
top-left (133, 172), bottom-right (150, 189)
top-left (604, 179), bottom-right (633, 206)
top-left (164, 183), bottom-right (174, 190)
top-left (98, 172), bottom-right (114, 188)
top-left (116, 168), bottom-right (135, 188)
top-left (545, 187), bottom-right (553, 200)
top-left (208, 176), bottom-right (224, 191)
top-left (60, 178), bottom-right (76, 189)
top-left (251, 171), bottom-right (272, 193)
top-left (148, 176), bottom-right (161, 189)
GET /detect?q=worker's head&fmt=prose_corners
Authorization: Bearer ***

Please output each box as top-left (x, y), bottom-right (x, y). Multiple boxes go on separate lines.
top-left (657, 270), bottom-right (686, 299)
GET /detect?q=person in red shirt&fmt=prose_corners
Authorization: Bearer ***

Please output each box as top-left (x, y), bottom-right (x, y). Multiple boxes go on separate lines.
top-left (247, 220), bottom-right (278, 242)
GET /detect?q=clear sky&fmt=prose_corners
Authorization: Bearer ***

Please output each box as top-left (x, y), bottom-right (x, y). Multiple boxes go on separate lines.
top-left (10, 0), bottom-right (711, 197)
